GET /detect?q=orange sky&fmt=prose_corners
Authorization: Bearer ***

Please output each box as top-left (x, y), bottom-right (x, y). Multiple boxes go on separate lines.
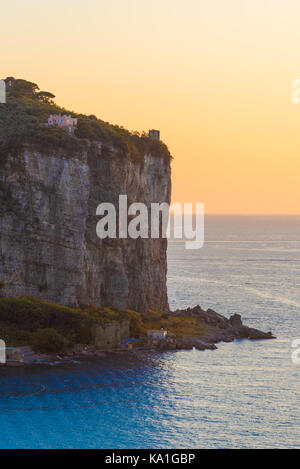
top-left (1, 0), bottom-right (300, 213)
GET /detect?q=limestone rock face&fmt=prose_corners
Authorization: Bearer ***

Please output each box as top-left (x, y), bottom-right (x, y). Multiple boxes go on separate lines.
top-left (0, 144), bottom-right (171, 312)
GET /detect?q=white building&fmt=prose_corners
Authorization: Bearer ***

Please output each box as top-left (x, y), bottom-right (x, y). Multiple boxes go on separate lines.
top-left (147, 329), bottom-right (167, 340)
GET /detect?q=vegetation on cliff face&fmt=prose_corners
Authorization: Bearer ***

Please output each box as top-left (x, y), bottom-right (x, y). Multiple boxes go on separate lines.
top-left (0, 297), bottom-right (143, 353)
top-left (0, 297), bottom-right (94, 351)
top-left (0, 296), bottom-right (205, 353)
top-left (0, 77), bottom-right (171, 162)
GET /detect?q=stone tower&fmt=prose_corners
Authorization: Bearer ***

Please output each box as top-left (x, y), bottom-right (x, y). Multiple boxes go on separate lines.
top-left (149, 129), bottom-right (160, 141)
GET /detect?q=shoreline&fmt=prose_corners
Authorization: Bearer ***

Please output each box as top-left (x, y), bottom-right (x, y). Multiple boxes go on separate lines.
top-left (2, 306), bottom-right (276, 367)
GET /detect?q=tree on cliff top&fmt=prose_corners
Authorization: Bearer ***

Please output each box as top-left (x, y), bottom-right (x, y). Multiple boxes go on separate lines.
top-left (5, 77), bottom-right (55, 103)
top-left (36, 91), bottom-right (56, 103)
top-left (5, 77), bottom-right (39, 98)
top-left (0, 77), bottom-right (172, 162)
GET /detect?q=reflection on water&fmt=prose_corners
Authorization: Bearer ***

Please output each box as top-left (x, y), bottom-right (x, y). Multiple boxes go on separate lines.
top-left (0, 216), bottom-right (299, 448)
top-left (0, 341), bottom-right (299, 449)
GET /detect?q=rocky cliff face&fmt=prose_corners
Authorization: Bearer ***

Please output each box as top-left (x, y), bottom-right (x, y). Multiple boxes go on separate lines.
top-left (0, 143), bottom-right (171, 312)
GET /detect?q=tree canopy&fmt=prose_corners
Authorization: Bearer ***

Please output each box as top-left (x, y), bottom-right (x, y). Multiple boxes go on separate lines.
top-left (0, 77), bottom-right (172, 162)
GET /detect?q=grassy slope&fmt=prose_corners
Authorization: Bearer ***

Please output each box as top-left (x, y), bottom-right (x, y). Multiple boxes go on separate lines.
top-left (142, 311), bottom-right (206, 338)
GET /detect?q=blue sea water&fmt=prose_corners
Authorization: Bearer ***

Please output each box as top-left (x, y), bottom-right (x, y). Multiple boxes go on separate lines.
top-left (0, 215), bottom-right (299, 449)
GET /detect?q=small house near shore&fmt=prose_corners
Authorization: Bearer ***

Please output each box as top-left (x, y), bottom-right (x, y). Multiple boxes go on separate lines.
top-left (147, 329), bottom-right (167, 340)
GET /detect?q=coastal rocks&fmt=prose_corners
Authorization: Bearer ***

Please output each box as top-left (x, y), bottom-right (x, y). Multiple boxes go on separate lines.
top-left (228, 313), bottom-right (274, 340)
top-left (2, 302), bottom-right (276, 365)
top-left (147, 332), bottom-right (218, 352)
top-left (247, 328), bottom-right (274, 340)
top-left (172, 306), bottom-right (276, 347)
top-left (179, 337), bottom-right (217, 351)
top-left (229, 313), bottom-right (243, 331)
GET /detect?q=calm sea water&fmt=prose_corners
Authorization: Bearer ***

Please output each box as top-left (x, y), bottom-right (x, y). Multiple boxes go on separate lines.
top-left (0, 215), bottom-right (299, 449)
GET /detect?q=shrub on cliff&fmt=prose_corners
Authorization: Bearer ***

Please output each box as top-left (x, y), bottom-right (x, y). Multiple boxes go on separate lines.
top-left (88, 307), bottom-right (143, 336)
top-left (0, 77), bottom-right (172, 163)
top-left (0, 297), bottom-right (144, 350)
top-left (0, 297), bottom-right (94, 348)
top-left (32, 328), bottom-right (66, 353)
top-left (0, 282), bottom-right (6, 298)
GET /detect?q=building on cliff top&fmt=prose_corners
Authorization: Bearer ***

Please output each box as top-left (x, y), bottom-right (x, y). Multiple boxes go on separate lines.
top-left (148, 129), bottom-right (160, 141)
top-left (48, 114), bottom-right (78, 135)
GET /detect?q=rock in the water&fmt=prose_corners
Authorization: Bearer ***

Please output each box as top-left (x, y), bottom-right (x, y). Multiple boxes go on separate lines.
top-left (229, 313), bottom-right (243, 330)
top-left (247, 328), bottom-right (276, 340)
top-left (170, 306), bottom-right (276, 349)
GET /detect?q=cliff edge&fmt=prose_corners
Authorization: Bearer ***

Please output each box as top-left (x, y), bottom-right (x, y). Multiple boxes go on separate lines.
top-left (0, 78), bottom-right (172, 313)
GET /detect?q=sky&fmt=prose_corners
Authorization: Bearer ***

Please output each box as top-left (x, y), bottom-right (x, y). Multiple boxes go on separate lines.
top-left (1, 0), bottom-right (300, 214)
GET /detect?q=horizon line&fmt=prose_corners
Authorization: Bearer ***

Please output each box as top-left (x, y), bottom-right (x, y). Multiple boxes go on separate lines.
top-left (170, 213), bottom-right (300, 216)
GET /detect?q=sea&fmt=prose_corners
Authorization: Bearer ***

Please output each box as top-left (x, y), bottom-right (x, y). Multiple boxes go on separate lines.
top-left (0, 215), bottom-right (299, 449)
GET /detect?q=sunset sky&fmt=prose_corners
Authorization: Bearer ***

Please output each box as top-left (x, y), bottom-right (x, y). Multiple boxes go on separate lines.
top-left (1, 0), bottom-right (300, 213)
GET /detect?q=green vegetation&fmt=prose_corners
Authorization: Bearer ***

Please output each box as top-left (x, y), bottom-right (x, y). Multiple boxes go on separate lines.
top-left (0, 297), bottom-right (94, 350)
top-left (0, 77), bottom-right (171, 162)
top-left (87, 306), bottom-right (143, 337)
top-left (0, 282), bottom-right (6, 300)
top-left (142, 311), bottom-right (206, 338)
top-left (0, 296), bottom-right (143, 353)
top-left (0, 296), bottom-right (205, 353)
top-left (32, 328), bottom-right (66, 354)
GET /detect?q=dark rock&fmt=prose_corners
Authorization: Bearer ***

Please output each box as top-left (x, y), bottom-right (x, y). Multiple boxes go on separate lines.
top-left (229, 313), bottom-right (243, 330)
top-left (170, 305), bottom-right (276, 349)
top-left (247, 328), bottom-right (276, 340)
top-left (238, 326), bottom-right (251, 338)
top-left (193, 340), bottom-right (217, 351)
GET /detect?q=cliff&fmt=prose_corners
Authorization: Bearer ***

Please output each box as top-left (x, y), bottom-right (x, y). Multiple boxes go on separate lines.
top-left (0, 78), bottom-right (172, 313)
top-left (0, 78), bottom-right (276, 362)
top-left (0, 143), bottom-right (171, 312)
